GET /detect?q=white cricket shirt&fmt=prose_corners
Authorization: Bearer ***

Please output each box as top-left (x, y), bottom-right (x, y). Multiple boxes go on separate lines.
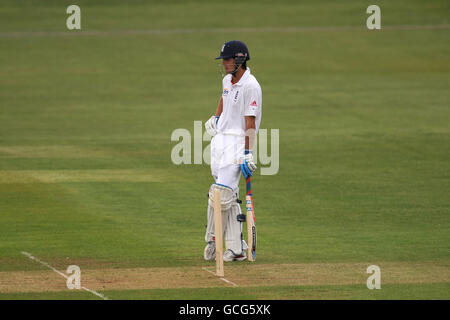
top-left (217, 68), bottom-right (262, 136)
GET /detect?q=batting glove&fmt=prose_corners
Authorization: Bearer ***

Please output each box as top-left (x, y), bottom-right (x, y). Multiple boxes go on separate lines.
top-left (240, 150), bottom-right (257, 179)
top-left (205, 115), bottom-right (220, 137)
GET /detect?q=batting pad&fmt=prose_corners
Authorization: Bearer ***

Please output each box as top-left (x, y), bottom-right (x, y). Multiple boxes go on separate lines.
top-left (205, 184), bottom-right (233, 243)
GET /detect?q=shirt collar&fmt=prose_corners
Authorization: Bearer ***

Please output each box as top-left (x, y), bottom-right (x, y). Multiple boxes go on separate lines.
top-left (231, 67), bottom-right (251, 86)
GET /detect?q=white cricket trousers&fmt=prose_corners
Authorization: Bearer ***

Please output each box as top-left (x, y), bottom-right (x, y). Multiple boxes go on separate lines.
top-left (205, 132), bottom-right (245, 254)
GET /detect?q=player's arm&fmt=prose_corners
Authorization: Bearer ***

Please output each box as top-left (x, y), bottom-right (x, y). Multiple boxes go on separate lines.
top-left (245, 115), bottom-right (256, 150)
top-left (215, 97), bottom-right (223, 117)
top-left (241, 83), bottom-right (260, 178)
top-left (205, 97), bottom-right (223, 136)
top-left (241, 115), bottom-right (257, 178)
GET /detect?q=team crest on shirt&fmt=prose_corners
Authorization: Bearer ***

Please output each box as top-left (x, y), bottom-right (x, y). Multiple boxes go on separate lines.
top-left (250, 100), bottom-right (258, 107)
top-left (233, 90), bottom-right (239, 102)
top-left (223, 88), bottom-right (229, 96)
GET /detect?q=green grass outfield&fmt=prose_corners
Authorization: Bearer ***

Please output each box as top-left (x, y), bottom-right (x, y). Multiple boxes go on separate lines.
top-left (0, 0), bottom-right (449, 299)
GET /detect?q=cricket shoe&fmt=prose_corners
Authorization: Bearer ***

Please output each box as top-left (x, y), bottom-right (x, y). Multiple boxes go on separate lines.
top-left (203, 241), bottom-right (216, 261)
top-left (223, 249), bottom-right (247, 262)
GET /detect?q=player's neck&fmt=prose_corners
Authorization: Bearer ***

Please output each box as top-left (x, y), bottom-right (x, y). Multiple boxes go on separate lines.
top-left (231, 68), bottom-right (245, 84)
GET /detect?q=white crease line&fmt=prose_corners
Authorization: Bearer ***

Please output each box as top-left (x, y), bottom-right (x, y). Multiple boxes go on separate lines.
top-left (202, 267), bottom-right (239, 287)
top-left (80, 286), bottom-right (109, 300)
top-left (21, 251), bottom-right (110, 300)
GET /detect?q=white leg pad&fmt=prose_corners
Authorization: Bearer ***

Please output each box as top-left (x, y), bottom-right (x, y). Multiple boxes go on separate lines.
top-left (225, 201), bottom-right (244, 255)
top-left (205, 184), bottom-right (233, 242)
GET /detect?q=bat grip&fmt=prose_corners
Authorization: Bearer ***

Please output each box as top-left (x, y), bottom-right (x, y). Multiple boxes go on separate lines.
top-left (246, 177), bottom-right (252, 196)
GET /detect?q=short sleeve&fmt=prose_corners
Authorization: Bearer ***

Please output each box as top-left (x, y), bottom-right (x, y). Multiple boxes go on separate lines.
top-left (244, 85), bottom-right (262, 117)
top-left (222, 74), bottom-right (230, 89)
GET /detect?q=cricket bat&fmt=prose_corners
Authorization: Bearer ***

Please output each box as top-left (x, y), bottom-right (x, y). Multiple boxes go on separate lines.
top-left (246, 177), bottom-right (256, 261)
top-left (213, 189), bottom-right (224, 277)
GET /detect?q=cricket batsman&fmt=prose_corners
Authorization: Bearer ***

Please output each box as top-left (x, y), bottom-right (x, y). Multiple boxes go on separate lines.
top-left (204, 40), bottom-right (262, 262)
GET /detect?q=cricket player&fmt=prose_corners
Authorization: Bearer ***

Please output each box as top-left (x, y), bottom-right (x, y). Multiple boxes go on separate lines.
top-left (204, 40), bottom-right (262, 262)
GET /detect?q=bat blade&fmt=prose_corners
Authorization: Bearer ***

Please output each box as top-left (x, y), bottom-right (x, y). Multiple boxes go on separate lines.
top-left (213, 189), bottom-right (224, 277)
top-left (246, 194), bottom-right (256, 262)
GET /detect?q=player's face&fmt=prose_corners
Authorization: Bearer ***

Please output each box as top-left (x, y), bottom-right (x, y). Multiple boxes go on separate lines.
top-left (222, 58), bottom-right (236, 74)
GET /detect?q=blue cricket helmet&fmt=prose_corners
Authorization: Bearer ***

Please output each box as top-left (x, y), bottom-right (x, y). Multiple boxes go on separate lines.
top-left (215, 40), bottom-right (250, 62)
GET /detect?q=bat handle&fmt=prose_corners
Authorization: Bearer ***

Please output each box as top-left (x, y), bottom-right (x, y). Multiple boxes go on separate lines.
top-left (246, 177), bottom-right (252, 196)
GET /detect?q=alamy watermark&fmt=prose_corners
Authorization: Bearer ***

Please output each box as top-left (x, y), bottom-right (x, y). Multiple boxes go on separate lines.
top-left (366, 265), bottom-right (381, 289)
top-left (171, 121), bottom-right (279, 175)
top-left (66, 264), bottom-right (81, 289)
top-left (65, 5), bottom-right (381, 32)
top-left (366, 5), bottom-right (381, 30)
top-left (66, 5), bottom-right (81, 30)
